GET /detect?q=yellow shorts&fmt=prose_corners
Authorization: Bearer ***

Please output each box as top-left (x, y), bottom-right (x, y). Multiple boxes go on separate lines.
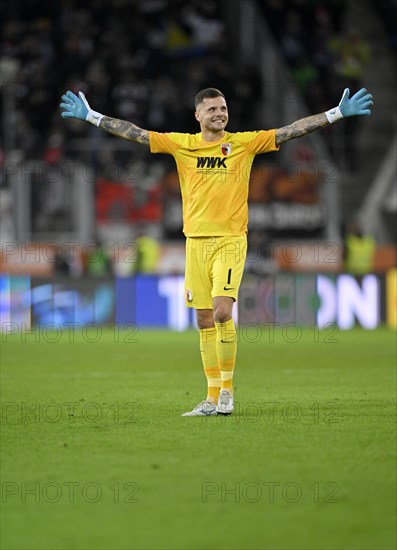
top-left (185, 235), bottom-right (247, 309)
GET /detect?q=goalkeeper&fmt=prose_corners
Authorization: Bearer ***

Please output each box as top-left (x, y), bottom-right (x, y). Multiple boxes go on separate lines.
top-left (60, 86), bottom-right (373, 416)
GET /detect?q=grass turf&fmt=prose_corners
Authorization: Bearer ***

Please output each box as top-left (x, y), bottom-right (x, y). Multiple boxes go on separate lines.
top-left (1, 327), bottom-right (396, 550)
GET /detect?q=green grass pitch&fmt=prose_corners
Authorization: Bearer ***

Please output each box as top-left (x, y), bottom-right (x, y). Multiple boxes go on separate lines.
top-left (1, 327), bottom-right (396, 550)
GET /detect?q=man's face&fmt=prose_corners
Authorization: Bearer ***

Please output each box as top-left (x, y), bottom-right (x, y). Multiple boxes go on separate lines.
top-left (195, 96), bottom-right (229, 133)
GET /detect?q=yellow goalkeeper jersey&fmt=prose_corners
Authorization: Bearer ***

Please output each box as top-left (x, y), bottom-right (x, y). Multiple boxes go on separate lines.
top-left (149, 130), bottom-right (279, 236)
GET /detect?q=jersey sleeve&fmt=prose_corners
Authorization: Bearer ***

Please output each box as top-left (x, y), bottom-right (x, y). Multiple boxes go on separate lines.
top-left (149, 132), bottom-right (182, 155)
top-left (243, 129), bottom-right (280, 155)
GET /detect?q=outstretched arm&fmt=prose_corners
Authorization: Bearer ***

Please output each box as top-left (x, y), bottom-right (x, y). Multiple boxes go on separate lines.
top-left (275, 113), bottom-right (329, 145)
top-left (275, 88), bottom-right (374, 146)
top-left (60, 91), bottom-right (150, 146)
top-left (99, 116), bottom-right (149, 145)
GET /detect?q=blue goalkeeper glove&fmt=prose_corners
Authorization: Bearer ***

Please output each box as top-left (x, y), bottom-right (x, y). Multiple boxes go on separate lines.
top-left (339, 88), bottom-right (374, 117)
top-left (325, 88), bottom-right (374, 123)
top-left (60, 91), bottom-right (104, 126)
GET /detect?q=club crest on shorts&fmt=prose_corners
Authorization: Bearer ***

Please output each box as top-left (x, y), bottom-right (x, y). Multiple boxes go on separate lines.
top-left (221, 143), bottom-right (231, 156)
top-left (186, 289), bottom-right (193, 302)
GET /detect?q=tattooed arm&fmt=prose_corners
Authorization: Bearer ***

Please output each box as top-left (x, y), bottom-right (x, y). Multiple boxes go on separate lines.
top-left (59, 91), bottom-right (150, 146)
top-left (275, 88), bottom-right (374, 145)
top-left (275, 113), bottom-right (329, 146)
top-left (99, 116), bottom-right (150, 145)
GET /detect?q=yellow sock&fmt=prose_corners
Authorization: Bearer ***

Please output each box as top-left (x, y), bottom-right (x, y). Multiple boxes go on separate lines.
top-left (215, 319), bottom-right (237, 393)
top-left (199, 327), bottom-right (221, 401)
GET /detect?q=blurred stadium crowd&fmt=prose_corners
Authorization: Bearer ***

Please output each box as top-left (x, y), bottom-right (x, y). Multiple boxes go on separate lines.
top-left (1, 0), bottom-right (262, 159)
top-left (2, 0), bottom-right (395, 160)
